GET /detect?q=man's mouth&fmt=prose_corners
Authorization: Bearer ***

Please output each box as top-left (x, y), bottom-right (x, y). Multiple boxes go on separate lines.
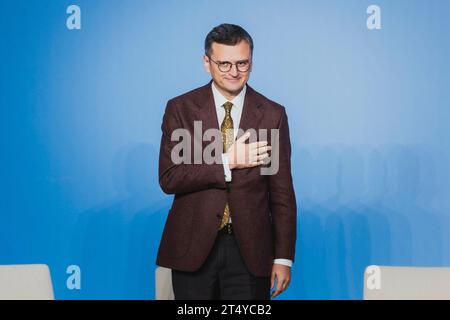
top-left (225, 78), bottom-right (241, 82)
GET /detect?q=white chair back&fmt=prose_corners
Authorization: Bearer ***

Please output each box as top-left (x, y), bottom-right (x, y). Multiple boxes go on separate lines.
top-left (0, 264), bottom-right (54, 300)
top-left (364, 265), bottom-right (450, 300)
top-left (155, 266), bottom-right (174, 300)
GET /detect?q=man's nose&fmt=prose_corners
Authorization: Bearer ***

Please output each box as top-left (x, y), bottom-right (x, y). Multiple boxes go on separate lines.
top-left (229, 64), bottom-right (239, 77)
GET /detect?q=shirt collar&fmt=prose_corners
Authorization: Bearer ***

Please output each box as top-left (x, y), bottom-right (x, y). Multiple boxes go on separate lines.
top-left (211, 81), bottom-right (246, 110)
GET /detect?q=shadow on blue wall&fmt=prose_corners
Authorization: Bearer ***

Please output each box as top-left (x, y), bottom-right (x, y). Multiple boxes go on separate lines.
top-left (285, 144), bottom-right (444, 299)
top-left (64, 144), bottom-right (170, 299)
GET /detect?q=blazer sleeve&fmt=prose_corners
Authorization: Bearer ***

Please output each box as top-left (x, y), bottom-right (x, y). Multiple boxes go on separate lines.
top-left (158, 99), bottom-right (227, 194)
top-left (269, 107), bottom-right (297, 262)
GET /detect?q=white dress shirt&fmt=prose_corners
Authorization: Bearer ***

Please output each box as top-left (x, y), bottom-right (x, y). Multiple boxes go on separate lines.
top-left (211, 82), bottom-right (293, 268)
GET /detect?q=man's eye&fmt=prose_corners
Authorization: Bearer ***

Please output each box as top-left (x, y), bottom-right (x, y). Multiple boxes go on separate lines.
top-left (238, 61), bottom-right (248, 66)
top-left (219, 62), bottom-right (231, 66)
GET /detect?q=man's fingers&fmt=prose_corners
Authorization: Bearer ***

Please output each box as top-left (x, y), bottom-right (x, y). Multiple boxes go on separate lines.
top-left (271, 280), bottom-right (284, 298)
top-left (277, 279), bottom-right (284, 292)
top-left (271, 276), bottom-right (291, 298)
top-left (272, 290), bottom-right (282, 298)
top-left (281, 279), bottom-right (289, 291)
top-left (256, 145), bottom-right (271, 153)
top-left (237, 131), bottom-right (251, 142)
top-left (257, 153), bottom-right (269, 161)
top-left (250, 151), bottom-right (268, 164)
top-left (247, 146), bottom-right (270, 159)
top-left (241, 150), bottom-right (268, 166)
top-left (270, 272), bottom-right (279, 298)
top-left (249, 140), bottom-right (268, 149)
top-left (232, 138), bottom-right (271, 168)
top-left (247, 161), bottom-right (264, 168)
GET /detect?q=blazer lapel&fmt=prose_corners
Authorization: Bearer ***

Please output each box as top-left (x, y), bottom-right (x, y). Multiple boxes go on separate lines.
top-left (193, 81), bottom-right (220, 133)
top-left (236, 84), bottom-right (264, 140)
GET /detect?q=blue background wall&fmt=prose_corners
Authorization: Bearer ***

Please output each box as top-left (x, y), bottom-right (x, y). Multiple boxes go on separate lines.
top-left (1, 0), bottom-right (450, 299)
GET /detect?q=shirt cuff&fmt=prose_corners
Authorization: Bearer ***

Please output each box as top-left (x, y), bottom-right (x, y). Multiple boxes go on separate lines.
top-left (273, 259), bottom-right (293, 267)
top-left (222, 153), bottom-right (232, 182)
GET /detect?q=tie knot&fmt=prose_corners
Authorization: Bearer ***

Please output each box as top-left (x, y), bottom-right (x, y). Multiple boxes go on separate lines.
top-left (223, 101), bottom-right (233, 113)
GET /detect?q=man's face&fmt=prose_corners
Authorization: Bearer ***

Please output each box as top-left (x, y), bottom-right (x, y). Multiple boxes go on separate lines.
top-left (204, 40), bottom-right (252, 98)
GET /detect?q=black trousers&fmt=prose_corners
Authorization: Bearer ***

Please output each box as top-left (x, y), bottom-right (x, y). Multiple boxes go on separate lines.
top-left (171, 224), bottom-right (271, 300)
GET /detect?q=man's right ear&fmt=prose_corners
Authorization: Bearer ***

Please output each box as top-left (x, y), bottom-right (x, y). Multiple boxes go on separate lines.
top-left (203, 55), bottom-right (211, 74)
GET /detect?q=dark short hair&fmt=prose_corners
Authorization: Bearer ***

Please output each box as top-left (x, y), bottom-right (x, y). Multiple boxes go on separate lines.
top-left (204, 23), bottom-right (254, 57)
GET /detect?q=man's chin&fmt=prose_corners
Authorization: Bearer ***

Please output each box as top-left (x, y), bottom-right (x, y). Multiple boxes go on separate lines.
top-left (223, 82), bottom-right (245, 93)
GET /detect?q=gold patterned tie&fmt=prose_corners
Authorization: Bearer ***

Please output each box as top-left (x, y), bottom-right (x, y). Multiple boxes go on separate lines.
top-left (219, 101), bottom-right (234, 230)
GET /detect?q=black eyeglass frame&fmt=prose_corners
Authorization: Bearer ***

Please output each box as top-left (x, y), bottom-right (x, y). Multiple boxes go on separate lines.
top-left (207, 56), bottom-right (252, 73)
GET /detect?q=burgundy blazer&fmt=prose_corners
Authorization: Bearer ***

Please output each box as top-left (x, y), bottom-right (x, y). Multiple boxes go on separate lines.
top-left (156, 81), bottom-right (297, 277)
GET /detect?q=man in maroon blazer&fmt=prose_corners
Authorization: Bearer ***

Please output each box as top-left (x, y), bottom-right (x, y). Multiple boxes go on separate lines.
top-left (156, 23), bottom-right (297, 300)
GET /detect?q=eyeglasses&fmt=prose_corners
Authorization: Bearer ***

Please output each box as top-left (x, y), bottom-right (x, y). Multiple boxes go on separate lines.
top-left (208, 56), bottom-right (251, 73)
